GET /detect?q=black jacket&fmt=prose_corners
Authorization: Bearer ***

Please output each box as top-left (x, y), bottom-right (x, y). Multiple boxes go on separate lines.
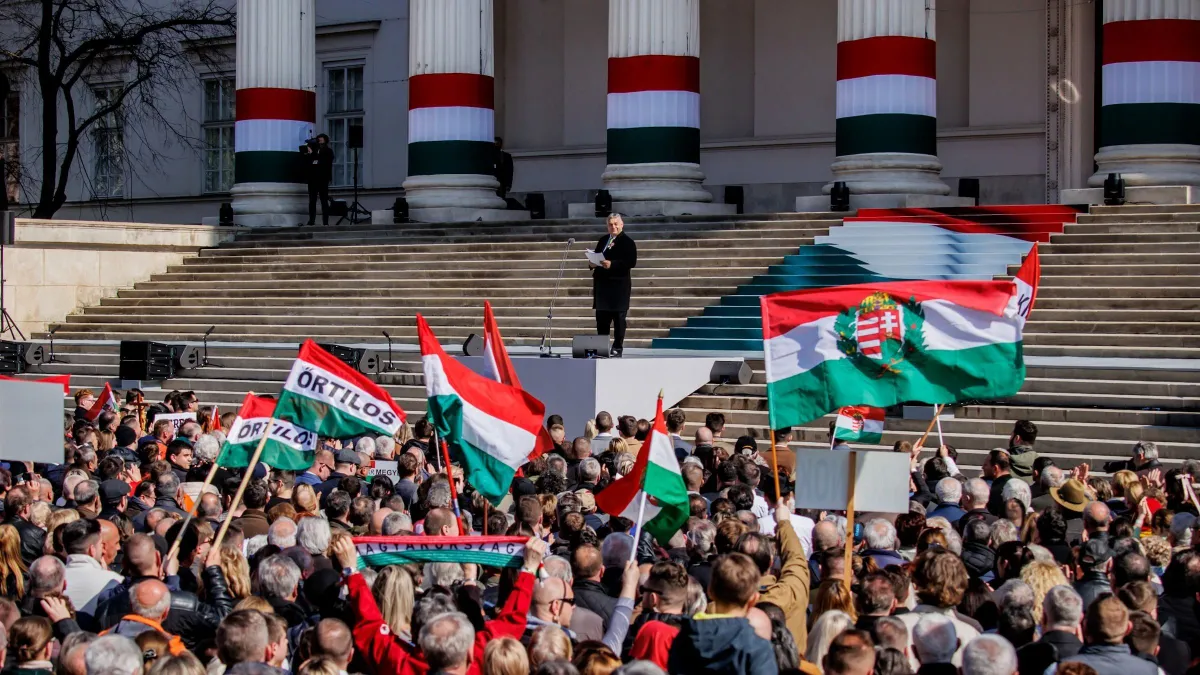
top-left (667, 616), bottom-right (777, 675)
top-left (1062, 643), bottom-right (1159, 675)
top-left (573, 579), bottom-right (618, 628)
top-left (268, 595), bottom-right (309, 628)
top-left (956, 509), bottom-right (997, 535)
top-left (10, 517), bottom-right (45, 566)
top-left (988, 474), bottom-right (1015, 516)
top-left (1159, 593), bottom-right (1200, 646)
top-left (592, 233), bottom-right (637, 313)
top-left (95, 566), bottom-right (233, 651)
top-left (305, 145), bottom-right (334, 185)
top-left (132, 497), bottom-right (188, 531)
top-left (961, 541), bottom-right (996, 579)
top-left (1145, 631), bottom-right (1191, 675)
top-left (1075, 570), bottom-right (1113, 612)
top-left (1018, 629), bottom-right (1082, 675)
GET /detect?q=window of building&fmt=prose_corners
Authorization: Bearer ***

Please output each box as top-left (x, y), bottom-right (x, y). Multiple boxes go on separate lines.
top-left (1, 88), bottom-right (18, 204)
top-left (202, 77), bottom-right (236, 193)
top-left (91, 86), bottom-right (125, 198)
top-left (326, 65), bottom-right (364, 187)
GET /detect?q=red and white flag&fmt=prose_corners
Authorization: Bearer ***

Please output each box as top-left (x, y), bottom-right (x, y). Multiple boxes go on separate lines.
top-left (85, 382), bottom-right (119, 422)
top-left (482, 301), bottom-right (521, 388)
top-left (1009, 243), bottom-right (1040, 327)
top-left (0, 374), bottom-right (71, 395)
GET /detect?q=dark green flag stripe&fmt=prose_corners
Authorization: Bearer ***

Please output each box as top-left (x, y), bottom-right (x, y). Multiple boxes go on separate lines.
top-left (1100, 102), bottom-right (1200, 148)
top-left (607, 127), bottom-right (700, 165)
top-left (408, 140), bottom-right (496, 177)
top-left (835, 113), bottom-right (937, 157)
top-left (235, 151), bottom-right (307, 185)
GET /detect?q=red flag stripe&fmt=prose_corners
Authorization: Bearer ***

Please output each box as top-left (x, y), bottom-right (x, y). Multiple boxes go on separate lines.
top-left (409, 73), bottom-right (495, 110)
top-left (837, 36), bottom-right (936, 81)
top-left (594, 396), bottom-right (665, 518)
top-left (608, 55), bottom-right (700, 94)
top-left (85, 383), bottom-right (117, 422)
top-left (236, 88), bottom-right (317, 122)
top-left (1016, 244), bottom-right (1041, 314)
top-left (1103, 19), bottom-right (1200, 65)
top-left (483, 301), bottom-right (522, 389)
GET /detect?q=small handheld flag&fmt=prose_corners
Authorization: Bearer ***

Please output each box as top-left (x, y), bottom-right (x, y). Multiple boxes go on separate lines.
top-left (85, 382), bottom-right (119, 422)
top-left (833, 406), bottom-right (885, 445)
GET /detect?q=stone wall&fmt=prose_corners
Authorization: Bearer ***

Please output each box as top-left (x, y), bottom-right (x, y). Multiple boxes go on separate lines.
top-left (4, 220), bottom-right (236, 336)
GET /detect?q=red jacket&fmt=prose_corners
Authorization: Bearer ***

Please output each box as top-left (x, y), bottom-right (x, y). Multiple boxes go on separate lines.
top-left (348, 570), bottom-right (535, 675)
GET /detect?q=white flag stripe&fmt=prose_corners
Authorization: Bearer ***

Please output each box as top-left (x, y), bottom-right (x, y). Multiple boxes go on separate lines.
top-left (481, 335), bottom-right (501, 382)
top-left (607, 90), bottom-right (701, 129)
top-left (1102, 61), bottom-right (1200, 106)
top-left (422, 354), bottom-right (535, 470)
top-left (234, 119), bottom-right (315, 153)
top-left (282, 359), bottom-right (402, 434)
top-left (227, 416), bottom-right (316, 452)
top-left (408, 106), bottom-right (495, 143)
top-left (836, 74), bottom-right (936, 119)
top-left (859, 339), bottom-right (882, 349)
top-left (617, 489), bottom-right (663, 523)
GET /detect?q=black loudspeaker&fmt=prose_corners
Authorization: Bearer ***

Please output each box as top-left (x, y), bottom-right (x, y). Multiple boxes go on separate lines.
top-left (23, 343), bottom-right (48, 367)
top-left (315, 343), bottom-right (378, 375)
top-left (392, 198), bottom-right (409, 224)
top-left (595, 190), bottom-right (612, 218)
top-left (218, 203), bottom-right (234, 225)
top-left (830, 182), bottom-right (851, 212)
top-left (0, 341), bottom-right (28, 375)
top-left (0, 211), bottom-right (13, 246)
top-left (1104, 173), bottom-right (1126, 206)
top-left (329, 200), bottom-right (349, 217)
top-left (958, 178), bottom-right (981, 205)
top-left (710, 360), bottom-right (752, 385)
top-left (348, 124), bottom-right (364, 149)
top-left (724, 186), bottom-right (745, 215)
top-left (119, 341), bottom-right (176, 381)
top-left (526, 193), bottom-right (546, 219)
top-left (175, 346), bottom-right (201, 370)
top-left (358, 349), bottom-right (382, 375)
top-left (572, 334), bottom-right (610, 359)
top-left (462, 334), bottom-right (483, 357)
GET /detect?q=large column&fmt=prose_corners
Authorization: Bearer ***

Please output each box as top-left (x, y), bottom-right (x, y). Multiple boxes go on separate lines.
top-left (403, 0), bottom-right (517, 222)
top-left (600, 0), bottom-right (730, 216)
top-left (1088, 0), bottom-right (1200, 188)
top-left (231, 0), bottom-right (316, 227)
top-left (828, 0), bottom-right (950, 198)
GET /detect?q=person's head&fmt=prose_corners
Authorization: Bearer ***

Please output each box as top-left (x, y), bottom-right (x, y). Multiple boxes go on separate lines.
top-left (570, 545), bottom-right (603, 582)
top-left (1042, 584), bottom-right (1084, 633)
top-left (704, 412), bottom-right (725, 437)
top-left (148, 653), bottom-right (206, 675)
top-left (998, 604), bottom-right (1036, 648)
top-left (983, 450), bottom-right (1011, 479)
top-left (297, 516), bottom-right (331, 556)
top-left (1113, 552), bottom-right (1151, 587)
top-left (734, 532), bottom-right (772, 574)
top-left (641, 561), bottom-right (689, 614)
top-left (28, 556), bottom-right (65, 597)
top-left (1084, 595), bottom-right (1131, 646)
top-left (372, 565), bottom-right (415, 634)
top-left (309, 619), bottom-right (354, 669)
top-left (961, 635), bottom-right (1018, 675)
top-left (1128, 611), bottom-right (1161, 656)
top-left (605, 213), bottom-right (624, 237)
top-left (425, 507), bottom-right (460, 537)
top-left (805, 610), bottom-right (853, 668)
top-left (85, 634), bottom-right (142, 675)
top-left (532, 577), bottom-right (575, 627)
top-left (62, 518), bottom-right (104, 561)
top-left (864, 518), bottom-right (898, 551)
top-left (599, 533), bottom-right (633, 569)
top-left (259, 555), bottom-right (301, 601)
top-left (1084, 501), bottom-right (1111, 533)
top-left (217, 610), bottom-right (270, 665)
top-left (912, 613), bottom-right (957, 665)
top-left (528, 625), bottom-right (573, 670)
top-left (963, 478), bottom-right (991, 511)
top-left (857, 573), bottom-right (896, 617)
top-left (822, 630), bottom-right (875, 675)
top-left (1010, 420), bottom-right (1038, 448)
top-left (912, 547), bottom-right (969, 609)
top-left (1132, 441), bottom-right (1159, 467)
top-left (419, 612), bottom-right (474, 673)
top-left (59, 632), bottom-right (98, 675)
top-left (166, 441), bottom-right (193, 470)
top-left (708, 553), bottom-right (760, 612)
top-left (10, 616), bottom-right (53, 665)
top-left (315, 133), bottom-right (329, 146)
top-left (935, 478), bottom-right (962, 506)
top-left (482, 637), bottom-right (528, 675)
top-left (130, 580), bottom-right (171, 623)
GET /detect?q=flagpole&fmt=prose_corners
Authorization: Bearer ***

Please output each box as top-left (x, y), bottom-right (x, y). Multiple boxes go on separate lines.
top-left (934, 410), bottom-right (946, 450)
top-left (769, 432), bottom-right (783, 508)
top-left (211, 417), bottom-right (275, 552)
top-left (914, 404), bottom-right (944, 448)
top-left (629, 490), bottom-right (647, 565)
top-left (843, 450), bottom-right (857, 592)
top-left (163, 458), bottom-right (222, 565)
top-left (440, 438), bottom-right (467, 535)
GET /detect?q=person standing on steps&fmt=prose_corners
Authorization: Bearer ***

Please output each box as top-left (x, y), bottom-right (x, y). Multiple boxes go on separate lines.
top-left (591, 212), bottom-right (637, 358)
top-left (303, 134), bottom-right (334, 226)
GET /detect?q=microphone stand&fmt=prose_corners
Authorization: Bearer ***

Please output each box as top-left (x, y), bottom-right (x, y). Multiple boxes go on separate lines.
top-left (200, 325), bottom-right (220, 368)
top-left (381, 331), bottom-right (397, 373)
top-left (540, 237), bottom-right (575, 358)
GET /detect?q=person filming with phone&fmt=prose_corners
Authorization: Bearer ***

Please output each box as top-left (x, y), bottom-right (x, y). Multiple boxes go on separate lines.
top-left (302, 133), bottom-right (334, 226)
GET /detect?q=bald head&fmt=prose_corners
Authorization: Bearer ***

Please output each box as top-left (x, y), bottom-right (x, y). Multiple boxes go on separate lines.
top-left (572, 437), bottom-right (591, 460)
top-left (1085, 501), bottom-right (1111, 531)
top-left (131, 579), bottom-right (171, 621)
top-left (694, 427), bottom-right (714, 446)
top-left (813, 520), bottom-right (842, 552)
top-left (424, 508), bottom-right (459, 537)
top-left (533, 577), bottom-right (568, 609)
top-left (124, 534), bottom-right (160, 577)
top-left (370, 507), bottom-right (393, 535)
top-left (98, 519), bottom-right (120, 565)
top-left (747, 607), bottom-right (772, 641)
top-left (571, 545), bottom-right (603, 581)
top-left (154, 516), bottom-right (176, 539)
top-left (315, 449), bottom-right (334, 468)
top-left (312, 618), bottom-right (354, 668)
top-left (199, 492), bottom-right (223, 518)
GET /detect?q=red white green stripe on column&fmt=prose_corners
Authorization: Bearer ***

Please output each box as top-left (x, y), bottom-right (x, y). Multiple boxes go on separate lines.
top-left (835, 36), bottom-right (937, 157)
top-left (234, 88), bottom-right (316, 185)
top-left (1100, 18), bottom-right (1200, 148)
top-left (607, 55), bottom-right (701, 166)
top-left (408, 73), bottom-right (496, 177)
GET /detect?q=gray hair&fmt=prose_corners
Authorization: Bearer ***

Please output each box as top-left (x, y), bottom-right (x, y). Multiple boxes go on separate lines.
top-left (77, 447), bottom-right (97, 466)
top-left (579, 458), bottom-right (601, 483)
top-left (375, 436), bottom-right (396, 459)
top-left (542, 555), bottom-right (572, 582)
top-left (60, 632), bottom-right (99, 675)
top-left (210, 430), bottom-right (227, 447)
top-left (989, 519), bottom-right (1019, 546)
top-left (267, 518), bottom-right (297, 549)
top-left (600, 532), bottom-right (634, 567)
top-left (805, 610), bottom-right (854, 667)
top-left (1043, 585), bottom-right (1083, 629)
top-left (1001, 479), bottom-right (1031, 511)
top-left (962, 634), bottom-right (1017, 675)
top-left (355, 436), bottom-right (377, 456)
top-left (614, 663), bottom-right (666, 675)
top-left (297, 516), bottom-right (332, 555)
top-left (30, 555), bottom-right (65, 595)
top-left (864, 518), bottom-right (898, 551)
top-left (994, 579), bottom-right (1035, 611)
top-left (258, 554), bottom-right (301, 599)
top-left (688, 520), bottom-right (716, 555)
top-left (912, 613), bottom-right (957, 665)
top-left (1040, 465), bottom-right (1066, 490)
top-left (245, 535), bottom-right (269, 559)
top-left (425, 562), bottom-right (464, 589)
top-left (1134, 441), bottom-right (1159, 461)
top-left (155, 472), bottom-right (180, 498)
top-left (935, 478), bottom-right (962, 504)
top-left (1027, 544), bottom-right (1054, 563)
top-left (1170, 512), bottom-right (1196, 548)
top-left (382, 512), bottom-right (413, 536)
top-left (75, 480), bottom-right (100, 505)
top-left (194, 435), bottom-right (221, 463)
top-left (964, 478), bottom-right (990, 507)
top-left (546, 455), bottom-right (567, 475)
top-left (427, 483), bottom-right (452, 509)
top-left (418, 612), bottom-right (474, 672)
top-left (85, 634), bottom-right (143, 675)
top-left (130, 581), bottom-right (171, 619)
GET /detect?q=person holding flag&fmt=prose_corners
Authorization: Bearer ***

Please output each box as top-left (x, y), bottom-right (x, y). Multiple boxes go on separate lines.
top-left (83, 382), bottom-right (119, 423)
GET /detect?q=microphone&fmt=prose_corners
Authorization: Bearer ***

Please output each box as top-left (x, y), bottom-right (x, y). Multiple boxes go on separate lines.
top-left (567, 237), bottom-right (575, 245)
top-left (382, 330), bottom-right (391, 340)
top-left (205, 326), bottom-right (215, 337)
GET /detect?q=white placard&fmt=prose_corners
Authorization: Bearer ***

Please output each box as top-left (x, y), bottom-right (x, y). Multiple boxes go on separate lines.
top-left (156, 412), bottom-right (198, 436)
top-left (368, 460), bottom-right (398, 482)
top-left (793, 448), bottom-right (911, 513)
top-left (0, 380), bottom-right (67, 465)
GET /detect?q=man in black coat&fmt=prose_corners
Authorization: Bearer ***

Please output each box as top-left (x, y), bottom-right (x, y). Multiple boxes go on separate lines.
top-left (304, 134), bottom-right (335, 226)
top-left (591, 213), bottom-right (637, 357)
top-left (493, 136), bottom-right (514, 198)
top-left (5, 485), bottom-right (46, 565)
top-left (1017, 585), bottom-right (1084, 675)
top-left (572, 544), bottom-right (617, 629)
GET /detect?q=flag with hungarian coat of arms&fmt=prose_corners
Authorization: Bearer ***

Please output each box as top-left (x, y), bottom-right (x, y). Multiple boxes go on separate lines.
top-left (761, 246), bottom-right (1039, 428)
top-left (834, 406), bottom-right (885, 445)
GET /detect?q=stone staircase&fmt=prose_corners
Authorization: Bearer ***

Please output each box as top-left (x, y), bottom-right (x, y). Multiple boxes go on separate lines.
top-left (22, 206), bottom-right (1200, 475)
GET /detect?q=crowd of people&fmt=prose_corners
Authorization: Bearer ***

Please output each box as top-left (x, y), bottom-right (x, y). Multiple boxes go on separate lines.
top-left (0, 387), bottom-right (1195, 675)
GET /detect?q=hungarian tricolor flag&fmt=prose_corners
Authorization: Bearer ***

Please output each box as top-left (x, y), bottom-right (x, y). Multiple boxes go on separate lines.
top-left (419, 315), bottom-right (551, 505)
top-left (0, 374), bottom-right (71, 395)
top-left (482, 301), bottom-right (521, 388)
top-left (833, 406), bottom-right (885, 445)
top-left (274, 340), bottom-right (406, 438)
top-left (219, 393), bottom-right (318, 470)
top-left (761, 249), bottom-right (1038, 428)
top-left (594, 394), bottom-right (689, 545)
top-left (85, 382), bottom-right (119, 422)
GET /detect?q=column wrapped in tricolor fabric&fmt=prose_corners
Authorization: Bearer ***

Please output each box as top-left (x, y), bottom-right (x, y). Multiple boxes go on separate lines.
top-left (402, 0), bottom-right (506, 213)
top-left (602, 0), bottom-right (713, 204)
top-left (230, 0), bottom-right (316, 224)
top-left (827, 0), bottom-right (949, 196)
top-left (1090, 0), bottom-right (1200, 187)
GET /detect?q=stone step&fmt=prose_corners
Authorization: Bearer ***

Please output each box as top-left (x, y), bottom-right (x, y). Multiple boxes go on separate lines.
top-left (1036, 286), bottom-right (1200, 299)
top-left (131, 277), bottom-right (743, 291)
top-left (98, 295), bottom-right (716, 309)
top-left (113, 288), bottom-right (723, 302)
top-left (79, 304), bottom-right (701, 318)
top-left (1089, 205), bottom-right (1200, 216)
top-left (1023, 344), bottom-right (1200, 359)
top-left (698, 376), bottom-right (1200, 400)
top-left (169, 256), bottom-right (787, 275)
top-left (1063, 221), bottom-right (1200, 233)
top-left (1037, 275), bottom-right (1200, 287)
top-left (1024, 331), bottom-right (1200, 348)
top-left (216, 230), bottom-right (831, 251)
top-left (696, 307), bottom-right (1200, 325)
top-left (1047, 242), bottom-right (1200, 254)
top-left (148, 266), bottom-right (765, 283)
top-left (662, 323), bottom-right (1200, 341)
top-left (1038, 263), bottom-right (1200, 277)
top-left (1033, 298), bottom-right (1200, 310)
top-left (1038, 253), bottom-right (1200, 265)
top-left (1048, 232), bottom-right (1200, 245)
top-left (958, 404), bottom-right (1200, 428)
top-left (192, 243), bottom-right (816, 264)
top-left (35, 329), bottom-right (657, 348)
top-left (62, 313), bottom-right (688, 331)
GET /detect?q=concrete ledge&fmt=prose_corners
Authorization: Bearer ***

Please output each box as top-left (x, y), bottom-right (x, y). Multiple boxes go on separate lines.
top-left (566, 201), bottom-right (739, 219)
top-left (14, 218), bottom-right (237, 248)
top-left (795, 194), bottom-right (976, 211)
top-left (406, 207), bottom-right (530, 223)
top-left (1060, 185), bottom-right (1198, 206)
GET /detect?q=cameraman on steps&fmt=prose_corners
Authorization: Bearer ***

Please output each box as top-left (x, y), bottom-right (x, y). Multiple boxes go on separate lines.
top-left (302, 133), bottom-right (334, 226)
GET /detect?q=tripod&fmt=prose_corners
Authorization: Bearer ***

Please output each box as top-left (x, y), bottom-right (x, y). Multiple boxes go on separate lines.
top-left (0, 211), bottom-right (23, 341)
top-left (338, 147), bottom-right (370, 225)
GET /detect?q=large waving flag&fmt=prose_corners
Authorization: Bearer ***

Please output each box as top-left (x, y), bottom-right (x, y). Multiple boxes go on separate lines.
top-left (219, 393), bottom-right (318, 470)
top-left (761, 270), bottom-right (1037, 428)
top-left (482, 301), bottom-right (521, 388)
top-left (419, 315), bottom-right (551, 505)
top-left (85, 382), bottom-right (119, 422)
top-left (274, 340), bottom-right (406, 438)
top-left (594, 394), bottom-right (689, 545)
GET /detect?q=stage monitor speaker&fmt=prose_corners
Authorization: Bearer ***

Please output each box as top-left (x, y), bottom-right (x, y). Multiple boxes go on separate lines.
top-left (958, 178), bottom-right (981, 205)
top-left (830, 182), bottom-right (851, 212)
top-left (710, 360), bottom-right (751, 385)
top-left (358, 349), bottom-right (382, 375)
top-left (175, 345), bottom-right (201, 370)
top-left (595, 190), bottom-right (612, 218)
top-left (392, 198), bottom-right (409, 224)
top-left (348, 124), bottom-right (364, 149)
top-left (572, 334), bottom-right (610, 359)
top-left (724, 186), bottom-right (744, 215)
top-left (22, 343), bottom-right (48, 367)
top-left (462, 334), bottom-right (483, 357)
top-left (330, 200), bottom-right (349, 217)
top-left (0, 210), bottom-right (13, 246)
top-left (119, 341), bottom-right (176, 381)
top-left (526, 193), bottom-right (546, 220)
top-left (0, 340), bottom-right (28, 375)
